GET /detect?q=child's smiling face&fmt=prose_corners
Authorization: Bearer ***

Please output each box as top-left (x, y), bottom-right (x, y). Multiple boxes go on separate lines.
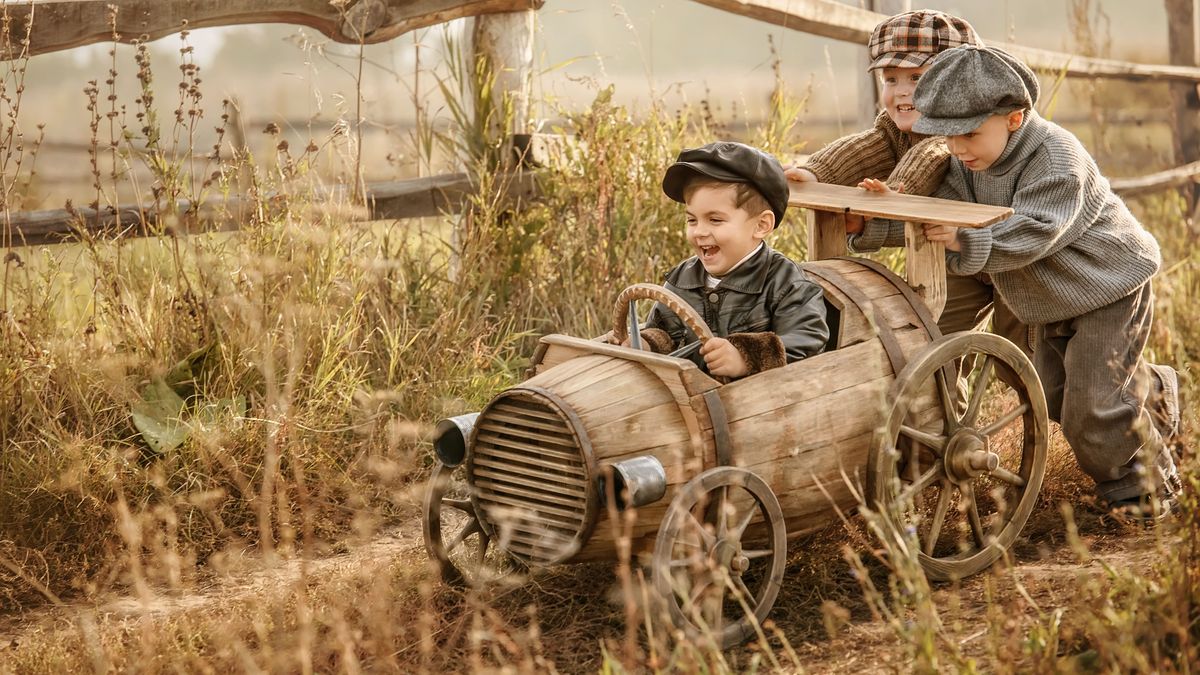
top-left (685, 184), bottom-right (773, 276)
top-left (946, 110), bottom-right (1025, 171)
top-left (880, 65), bottom-right (931, 132)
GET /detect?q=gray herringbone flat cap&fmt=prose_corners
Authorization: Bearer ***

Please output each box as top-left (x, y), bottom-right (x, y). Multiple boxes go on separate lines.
top-left (911, 45), bottom-right (1039, 136)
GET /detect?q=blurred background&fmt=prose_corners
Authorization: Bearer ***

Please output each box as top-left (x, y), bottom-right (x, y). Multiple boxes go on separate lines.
top-left (14, 0), bottom-right (1180, 210)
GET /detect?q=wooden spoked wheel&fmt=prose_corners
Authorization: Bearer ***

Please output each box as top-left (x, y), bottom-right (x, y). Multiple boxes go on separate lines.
top-left (611, 283), bottom-right (714, 346)
top-left (652, 467), bottom-right (787, 650)
top-left (422, 461), bottom-right (518, 587)
top-left (868, 332), bottom-right (1049, 581)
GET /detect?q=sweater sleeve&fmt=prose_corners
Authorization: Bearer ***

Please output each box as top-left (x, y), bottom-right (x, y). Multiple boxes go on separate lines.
top-left (800, 111), bottom-right (904, 187)
top-left (949, 170), bottom-right (1090, 277)
top-left (850, 177), bottom-right (961, 253)
top-left (887, 135), bottom-right (952, 196)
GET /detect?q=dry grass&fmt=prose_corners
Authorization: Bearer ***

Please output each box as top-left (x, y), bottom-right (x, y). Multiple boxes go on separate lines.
top-left (1, 6), bottom-right (1198, 674)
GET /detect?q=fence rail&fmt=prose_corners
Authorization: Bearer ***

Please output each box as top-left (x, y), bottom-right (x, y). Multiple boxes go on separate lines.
top-left (693, 0), bottom-right (1200, 83)
top-left (1, 0), bottom-right (544, 57)
top-left (2, 172), bottom-right (539, 247)
top-left (3, 0), bottom-right (1200, 247)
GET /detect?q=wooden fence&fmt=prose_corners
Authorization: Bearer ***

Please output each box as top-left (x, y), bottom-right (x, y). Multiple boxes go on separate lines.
top-left (3, 0), bottom-right (1200, 247)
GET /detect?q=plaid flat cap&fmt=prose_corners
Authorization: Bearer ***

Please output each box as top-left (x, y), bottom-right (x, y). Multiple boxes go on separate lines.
top-left (868, 10), bottom-right (981, 71)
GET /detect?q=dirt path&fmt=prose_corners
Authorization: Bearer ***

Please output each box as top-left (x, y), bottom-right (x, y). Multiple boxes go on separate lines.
top-left (0, 497), bottom-right (1175, 672)
top-left (0, 518), bottom-right (426, 650)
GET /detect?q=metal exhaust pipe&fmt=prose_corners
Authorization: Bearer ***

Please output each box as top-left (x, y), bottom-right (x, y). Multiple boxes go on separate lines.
top-left (604, 456), bottom-right (668, 510)
top-left (433, 413), bottom-right (479, 468)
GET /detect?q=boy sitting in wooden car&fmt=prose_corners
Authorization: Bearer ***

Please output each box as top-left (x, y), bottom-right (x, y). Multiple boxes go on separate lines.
top-left (622, 141), bottom-right (829, 379)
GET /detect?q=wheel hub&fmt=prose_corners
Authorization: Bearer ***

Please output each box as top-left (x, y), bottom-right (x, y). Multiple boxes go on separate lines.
top-left (712, 538), bottom-right (742, 572)
top-left (944, 429), bottom-right (999, 482)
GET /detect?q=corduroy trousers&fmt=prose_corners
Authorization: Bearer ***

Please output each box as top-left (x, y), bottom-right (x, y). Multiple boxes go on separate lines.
top-left (1033, 281), bottom-right (1181, 502)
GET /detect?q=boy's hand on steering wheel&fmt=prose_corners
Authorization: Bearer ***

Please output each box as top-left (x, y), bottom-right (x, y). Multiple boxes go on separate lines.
top-left (700, 337), bottom-right (749, 378)
top-left (618, 335), bottom-right (652, 351)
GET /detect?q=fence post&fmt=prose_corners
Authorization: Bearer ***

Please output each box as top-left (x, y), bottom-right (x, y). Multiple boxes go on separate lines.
top-left (449, 10), bottom-right (535, 279)
top-left (856, 0), bottom-right (910, 130)
top-left (470, 11), bottom-right (535, 154)
top-left (1166, 0), bottom-right (1200, 211)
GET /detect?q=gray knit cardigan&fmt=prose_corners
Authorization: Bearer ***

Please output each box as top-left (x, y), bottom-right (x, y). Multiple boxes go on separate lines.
top-left (851, 111), bottom-right (1161, 325)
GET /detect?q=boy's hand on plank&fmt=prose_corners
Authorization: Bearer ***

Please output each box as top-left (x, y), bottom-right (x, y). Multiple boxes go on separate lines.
top-left (700, 337), bottom-right (750, 378)
top-left (848, 178), bottom-right (903, 234)
top-left (784, 166), bottom-right (818, 183)
top-left (922, 223), bottom-right (962, 252)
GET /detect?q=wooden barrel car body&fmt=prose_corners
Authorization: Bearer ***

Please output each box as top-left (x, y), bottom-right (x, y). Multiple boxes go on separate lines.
top-left (462, 257), bottom-right (942, 566)
top-left (424, 183), bottom-right (1049, 647)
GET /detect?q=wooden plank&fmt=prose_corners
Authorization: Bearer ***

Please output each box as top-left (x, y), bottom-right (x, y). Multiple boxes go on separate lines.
top-left (905, 221), bottom-right (947, 320)
top-left (790, 182), bottom-right (1011, 229)
top-left (3, 0), bottom-right (545, 58)
top-left (717, 328), bottom-right (929, 424)
top-left (1, 172), bottom-right (539, 247)
top-left (690, 0), bottom-right (1200, 84)
top-left (806, 209), bottom-right (847, 261)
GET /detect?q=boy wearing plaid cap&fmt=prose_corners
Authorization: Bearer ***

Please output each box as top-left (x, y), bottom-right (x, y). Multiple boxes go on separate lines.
top-left (787, 10), bottom-right (1029, 352)
top-left (859, 45), bottom-right (1182, 520)
top-left (625, 142), bottom-right (829, 379)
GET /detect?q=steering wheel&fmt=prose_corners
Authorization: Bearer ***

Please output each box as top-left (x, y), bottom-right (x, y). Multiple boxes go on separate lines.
top-left (611, 284), bottom-right (715, 354)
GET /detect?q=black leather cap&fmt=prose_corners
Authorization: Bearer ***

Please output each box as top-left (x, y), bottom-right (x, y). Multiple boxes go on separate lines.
top-left (662, 141), bottom-right (789, 225)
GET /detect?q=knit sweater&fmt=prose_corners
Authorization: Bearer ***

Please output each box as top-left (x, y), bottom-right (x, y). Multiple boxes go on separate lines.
top-left (800, 110), bottom-right (952, 197)
top-left (853, 111), bottom-right (1161, 325)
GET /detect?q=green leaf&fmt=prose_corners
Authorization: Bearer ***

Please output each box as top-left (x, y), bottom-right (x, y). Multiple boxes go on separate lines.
top-left (131, 378), bottom-right (188, 454)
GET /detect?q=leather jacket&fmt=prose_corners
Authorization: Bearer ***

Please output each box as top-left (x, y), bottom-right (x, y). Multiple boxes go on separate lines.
top-left (645, 244), bottom-right (829, 371)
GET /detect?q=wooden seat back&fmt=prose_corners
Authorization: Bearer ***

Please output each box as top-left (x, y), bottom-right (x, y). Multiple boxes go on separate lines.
top-left (789, 182), bottom-right (1012, 319)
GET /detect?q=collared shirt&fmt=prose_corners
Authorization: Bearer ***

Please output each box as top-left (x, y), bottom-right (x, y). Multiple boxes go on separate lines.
top-left (705, 242), bottom-right (764, 289)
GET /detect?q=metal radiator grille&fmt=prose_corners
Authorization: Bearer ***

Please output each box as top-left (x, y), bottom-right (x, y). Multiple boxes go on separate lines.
top-left (469, 390), bottom-right (592, 566)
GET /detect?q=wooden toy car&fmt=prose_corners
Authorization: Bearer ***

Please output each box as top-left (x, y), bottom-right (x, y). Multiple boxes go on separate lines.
top-left (423, 182), bottom-right (1049, 648)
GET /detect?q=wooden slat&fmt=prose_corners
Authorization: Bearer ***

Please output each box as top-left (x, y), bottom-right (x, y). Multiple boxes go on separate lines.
top-left (472, 466), bottom-right (587, 497)
top-left (491, 400), bottom-right (561, 422)
top-left (717, 328), bottom-right (927, 424)
top-left (477, 422), bottom-right (576, 450)
top-left (481, 411), bottom-right (571, 435)
top-left (806, 209), bottom-right (846, 261)
top-left (690, 0), bottom-right (1200, 84)
top-left (3, 0), bottom-right (545, 57)
top-left (475, 433), bottom-right (582, 462)
top-left (471, 457), bottom-right (587, 489)
top-left (472, 446), bottom-right (585, 476)
top-left (473, 477), bottom-right (586, 509)
top-left (790, 182), bottom-right (1012, 229)
top-left (905, 221), bottom-right (947, 320)
top-left (477, 493), bottom-right (585, 523)
top-left (502, 528), bottom-right (574, 547)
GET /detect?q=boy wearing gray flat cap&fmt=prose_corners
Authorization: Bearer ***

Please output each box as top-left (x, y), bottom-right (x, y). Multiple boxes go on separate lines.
top-left (858, 45), bottom-right (1183, 522)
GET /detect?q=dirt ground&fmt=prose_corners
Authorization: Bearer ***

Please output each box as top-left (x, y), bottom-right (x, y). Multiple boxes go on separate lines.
top-left (0, 447), bottom-right (1174, 674)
